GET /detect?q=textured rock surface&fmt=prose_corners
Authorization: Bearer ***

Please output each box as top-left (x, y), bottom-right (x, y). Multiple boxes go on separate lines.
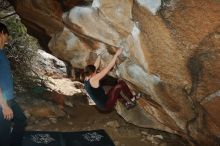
top-left (32, 49), bottom-right (67, 78)
top-left (10, 0), bottom-right (220, 145)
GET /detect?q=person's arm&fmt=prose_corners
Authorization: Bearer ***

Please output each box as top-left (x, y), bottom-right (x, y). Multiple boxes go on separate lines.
top-left (94, 55), bottom-right (101, 70)
top-left (0, 89), bottom-right (7, 108)
top-left (0, 88), bottom-right (13, 120)
top-left (91, 48), bottom-right (123, 85)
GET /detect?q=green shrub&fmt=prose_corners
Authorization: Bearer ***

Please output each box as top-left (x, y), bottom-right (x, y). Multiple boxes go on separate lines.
top-left (1, 3), bottom-right (44, 93)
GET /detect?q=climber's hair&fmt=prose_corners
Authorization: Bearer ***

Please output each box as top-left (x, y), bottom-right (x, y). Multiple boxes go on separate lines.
top-left (84, 65), bottom-right (96, 76)
top-left (0, 23), bottom-right (9, 35)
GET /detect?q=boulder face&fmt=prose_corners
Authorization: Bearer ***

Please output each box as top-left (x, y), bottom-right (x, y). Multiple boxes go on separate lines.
top-left (11, 0), bottom-right (220, 145)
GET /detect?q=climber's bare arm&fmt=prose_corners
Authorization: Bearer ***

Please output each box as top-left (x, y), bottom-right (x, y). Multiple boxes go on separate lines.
top-left (90, 48), bottom-right (123, 87)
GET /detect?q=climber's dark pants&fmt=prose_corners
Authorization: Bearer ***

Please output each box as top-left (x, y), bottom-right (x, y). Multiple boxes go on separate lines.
top-left (105, 80), bottom-right (133, 111)
top-left (0, 99), bottom-right (26, 146)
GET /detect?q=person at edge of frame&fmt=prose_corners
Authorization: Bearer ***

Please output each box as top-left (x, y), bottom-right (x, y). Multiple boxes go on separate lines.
top-left (0, 22), bottom-right (26, 146)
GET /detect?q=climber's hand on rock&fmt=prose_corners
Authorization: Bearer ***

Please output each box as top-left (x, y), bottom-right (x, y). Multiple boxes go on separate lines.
top-left (116, 48), bottom-right (123, 57)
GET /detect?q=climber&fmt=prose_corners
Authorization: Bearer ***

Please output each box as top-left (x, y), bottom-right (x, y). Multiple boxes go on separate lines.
top-left (83, 47), bottom-right (140, 112)
top-left (0, 23), bottom-right (26, 146)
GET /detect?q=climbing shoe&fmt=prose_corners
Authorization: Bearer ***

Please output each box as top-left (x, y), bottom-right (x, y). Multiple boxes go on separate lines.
top-left (125, 101), bottom-right (136, 110)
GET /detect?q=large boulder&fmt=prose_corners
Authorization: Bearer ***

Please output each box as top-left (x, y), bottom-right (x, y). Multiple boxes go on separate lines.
top-left (10, 0), bottom-right (220, 145)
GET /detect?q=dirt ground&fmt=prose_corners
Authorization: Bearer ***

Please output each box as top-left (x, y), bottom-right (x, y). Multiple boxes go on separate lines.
top-left (20, 99), bottom-right (153, 146)
top-left (16, 91), bottom-right (188, 146)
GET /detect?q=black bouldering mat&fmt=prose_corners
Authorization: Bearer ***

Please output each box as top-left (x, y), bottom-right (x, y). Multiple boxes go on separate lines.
top-left (22, 129), bottom-right (115, 146)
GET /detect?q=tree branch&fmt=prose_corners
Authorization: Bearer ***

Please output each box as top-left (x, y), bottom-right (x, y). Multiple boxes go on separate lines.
top-left (0, 12), bottom-right (16, 20)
